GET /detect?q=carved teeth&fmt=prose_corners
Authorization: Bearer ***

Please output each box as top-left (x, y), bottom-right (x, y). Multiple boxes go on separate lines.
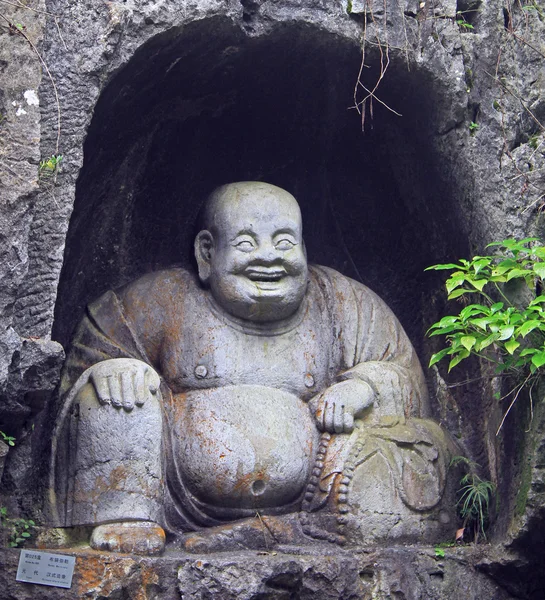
top-left (245, 268), bottom-right (285, 281)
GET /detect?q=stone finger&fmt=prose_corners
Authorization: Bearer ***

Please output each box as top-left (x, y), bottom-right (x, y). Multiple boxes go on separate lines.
top-left (324, 400), bottom-right (335, 433)
top-left (108, 374), bottom-right (123, 408)
top-left (343, 410), bottom-right (354, 434)
top-left (333, 402), bottom-right (345, 434)
top-left (134, 368), bottom-right (147, 406)
top-left (145, 367), bottom-right (160, 394)
top-left (91, 374), bottom-right (111, 405)
top-left (120, 371), bottom-right (135, 411)
top-left (313, 402), bottom-right (325, 431)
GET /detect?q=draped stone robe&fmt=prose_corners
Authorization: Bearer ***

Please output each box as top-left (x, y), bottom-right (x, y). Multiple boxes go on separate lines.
top-left (50, 265), bottom-right (450, 540)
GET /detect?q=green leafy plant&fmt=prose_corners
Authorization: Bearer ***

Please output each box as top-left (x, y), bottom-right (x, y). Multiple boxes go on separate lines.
top-left (8, 21), bottom-right (25, 34)
top-left (427, 238), bottom-right (545, 372)
top-left (528, 134), bottom-right (540, 150)
top-left (7, 518), bottom-right (35, 548)
top-left (469, 121), bottom-right (479, 133)
top-left (456, 12), bottom-right (475, 30)
top-left (434, 546), bottom-right (446, 558)
top-left (0, 508), bottom-right (35, 548)
top-left (426, 238), bottom-right (545, 431)
top-left (450, 457), bottom-right (496, 543)
top-left (39, 154), bottom-right (63, 177)
top-left (0, 431), bottom-right (15, 447)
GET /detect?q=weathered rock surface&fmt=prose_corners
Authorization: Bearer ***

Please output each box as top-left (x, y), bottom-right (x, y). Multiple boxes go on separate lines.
top-left (0, 0), bottom-right (544, 597)
top-left (0, 334), bottom-right (63, 429)
top-left (0, 545), bottom-right (516, 599)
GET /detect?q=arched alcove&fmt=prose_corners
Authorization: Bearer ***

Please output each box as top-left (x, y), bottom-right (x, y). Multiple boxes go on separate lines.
top-left (52, 16), bottom-right (469, 360)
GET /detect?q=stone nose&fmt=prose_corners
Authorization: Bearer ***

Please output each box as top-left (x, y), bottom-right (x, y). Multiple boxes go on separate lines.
top-left (253, 241), bottom-right (279, 263)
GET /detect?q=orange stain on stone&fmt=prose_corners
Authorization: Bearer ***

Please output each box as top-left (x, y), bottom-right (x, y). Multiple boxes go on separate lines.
top-left (74, 551), bottom-right (160, 599)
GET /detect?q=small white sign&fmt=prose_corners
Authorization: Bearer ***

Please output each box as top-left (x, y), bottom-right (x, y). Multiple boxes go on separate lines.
top-left (16, 550), bottom-right (76, 589)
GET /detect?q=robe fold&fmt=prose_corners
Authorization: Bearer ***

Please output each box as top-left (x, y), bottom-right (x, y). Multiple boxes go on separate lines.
top-left (51, 265), bottom-right (435, 530)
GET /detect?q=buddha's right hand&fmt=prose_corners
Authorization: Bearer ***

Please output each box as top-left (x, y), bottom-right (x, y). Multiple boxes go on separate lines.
top-left (88, 358), bottom-right (160, 411)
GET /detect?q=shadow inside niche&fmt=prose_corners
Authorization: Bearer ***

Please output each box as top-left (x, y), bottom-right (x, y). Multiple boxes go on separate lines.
top-left (53, 16), bottom-right (468, 362)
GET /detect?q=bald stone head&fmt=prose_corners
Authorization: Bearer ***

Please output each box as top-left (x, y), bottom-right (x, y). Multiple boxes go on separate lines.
top-left (195, 182), bottom-right (308, 322)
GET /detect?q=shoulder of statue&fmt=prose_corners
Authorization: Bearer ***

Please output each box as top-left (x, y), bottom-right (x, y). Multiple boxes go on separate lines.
top-left (308, 264), bottom-right (396, 319)
top-left (308, 264), bottom-right (375, 299)
top-left (86, 268), bottom-right (201, 323)
top-left (114, 267), bottom-right (200, 300)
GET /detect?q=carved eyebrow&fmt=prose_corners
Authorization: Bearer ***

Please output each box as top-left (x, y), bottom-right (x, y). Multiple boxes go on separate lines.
top-left (273, 228), bottom-right (298, 237)
top-left (229, 229), bottom-right (256, 243)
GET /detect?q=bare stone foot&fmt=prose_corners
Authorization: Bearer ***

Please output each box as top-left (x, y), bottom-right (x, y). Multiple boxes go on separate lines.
top-left (182, 514), bottom-right (311, 553)
top-left (90, 521), bottom-right (165, 555)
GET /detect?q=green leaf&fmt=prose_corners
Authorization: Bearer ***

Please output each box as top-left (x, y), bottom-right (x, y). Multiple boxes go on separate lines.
top-left (490, 237), bottom-right (537, 253)
top-left (428, 326), bottom-right (459, 337)
top-left (516, 237), bottom-right (539, 245)
top-left (506, 268), bottom-right (531, 281)
top-left (490, 302), bottom-right (504, 313)
top-left (461, 336), bottom-right (476, 351)
top-left (509, 312), bottom-right (524, 324)
top-left (21, 532), bottom-right (31, 538)
top-left (505, 339), bottom-right (520, 354)
top-left (435, 315), bottom-right (460, 328)
top-left (472, 317), bottom-right (491, 331)
top-left (472, 258), bottom-right (491, 274)
top-left (429, 348), bottom-right (450, 367)
top-left (517, 320), bottom-right (542, 337)
top-left (425, 263), bottom-right (463, 271)
top-left (446, 278), bottom-right (465, 294)
top-left (498, 326), bottom-right (515, 340)
top-left (448, 350), bottom-right (470, 371)
top-left (533, 263), bottom-right (545, 279)
top-left (448, 288), bottom-right (469, 300)
top-left (489, 274), bottom-right (508, 283)
top-left (475, 333), bottom-right (500, 351)
top-left (531, 352), bottom-right (545, 368)
top-left (460, 304), bottom-right (489, 320)
top-left (493, 259), bottom-right (519, 274)
top-left (468, 278), bottom-right (488, 292)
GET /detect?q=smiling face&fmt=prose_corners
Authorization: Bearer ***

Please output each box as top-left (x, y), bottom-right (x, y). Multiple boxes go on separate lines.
top-left (195, 182), bottom-right (308, 322)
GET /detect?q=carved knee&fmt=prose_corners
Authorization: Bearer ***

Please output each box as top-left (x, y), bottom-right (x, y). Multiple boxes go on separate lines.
top-left (63, 381), bottom-right (164, 527)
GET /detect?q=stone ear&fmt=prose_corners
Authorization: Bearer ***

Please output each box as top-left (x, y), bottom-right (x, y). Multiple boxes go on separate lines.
top-left (195, 230), bottom-right (214, 284)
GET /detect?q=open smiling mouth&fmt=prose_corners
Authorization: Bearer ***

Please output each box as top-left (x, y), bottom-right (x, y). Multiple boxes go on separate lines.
top-left (245, 268), bottom-right (286, 283)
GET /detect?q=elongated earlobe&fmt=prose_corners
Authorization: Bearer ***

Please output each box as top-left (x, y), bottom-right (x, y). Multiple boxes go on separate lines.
top-left (195, 230), bottom-right (214, 284)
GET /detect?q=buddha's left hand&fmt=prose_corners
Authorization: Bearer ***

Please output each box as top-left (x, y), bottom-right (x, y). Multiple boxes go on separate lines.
top-left (310, 380), bottom-right (374, 434)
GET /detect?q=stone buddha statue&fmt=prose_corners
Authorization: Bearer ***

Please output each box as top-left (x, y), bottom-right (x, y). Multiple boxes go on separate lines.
top-left (49, 182), bottom-right (455, 555)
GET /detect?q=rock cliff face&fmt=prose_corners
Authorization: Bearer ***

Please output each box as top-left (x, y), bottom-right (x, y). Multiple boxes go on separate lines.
top-left (0, 545), bottom-right (518, 599)
top-left (0, 0), bottom-right (544, 598)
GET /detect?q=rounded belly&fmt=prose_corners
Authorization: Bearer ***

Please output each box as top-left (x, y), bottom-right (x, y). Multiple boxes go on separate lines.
top-left (172, 385), bottom-right (319, 509)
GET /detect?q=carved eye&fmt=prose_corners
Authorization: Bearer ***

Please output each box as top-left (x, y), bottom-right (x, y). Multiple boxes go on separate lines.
top-left (275, 239), bottom-right (295, 251)
top-left (234, 239), bottom-right (255, 252)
